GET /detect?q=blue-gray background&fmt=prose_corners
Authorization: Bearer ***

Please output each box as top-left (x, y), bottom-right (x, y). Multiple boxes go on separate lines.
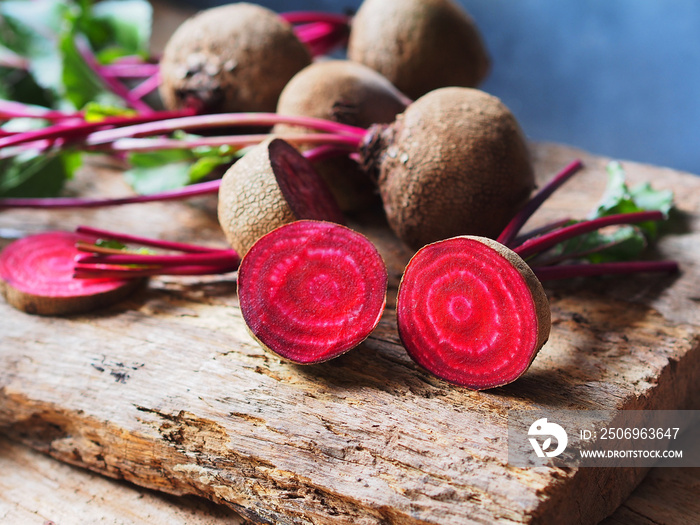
top-left (179, 0), bottom-right (700, 175)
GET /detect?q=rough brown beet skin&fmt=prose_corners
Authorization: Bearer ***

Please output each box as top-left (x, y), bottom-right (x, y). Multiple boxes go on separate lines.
top-left (275, 60), bottom-right (410, 211)
top-left (159, 3), bottom-right (311, 114)
top-left (360, 87), bottom-right (535, 250)
top-left (347, 0), bottom-right (490, 100)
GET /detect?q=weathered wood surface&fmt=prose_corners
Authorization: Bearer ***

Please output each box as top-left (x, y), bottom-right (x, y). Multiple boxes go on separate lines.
top-left (601, 420), bottom-right (700, 525)
top-left (0, 435), bottom-right (244, 525)
top-left (3, 423), bottom-right (699, 525)
top-left (1, 143), bottom-right (699, 525)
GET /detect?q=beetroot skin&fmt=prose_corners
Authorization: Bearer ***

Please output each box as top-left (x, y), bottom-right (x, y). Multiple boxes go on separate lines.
top-left (361, 87), bottom-right (535, 250)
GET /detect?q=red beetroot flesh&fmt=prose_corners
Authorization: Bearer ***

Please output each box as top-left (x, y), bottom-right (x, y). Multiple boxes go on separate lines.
top-left (271, 139), bottom-right (346, 225)
top-left (238, 220), bottom-right (388, 364)
top-left (397, 236), bottom-right (549, 390)
top-left (0, 231), bottom-right (140, 315)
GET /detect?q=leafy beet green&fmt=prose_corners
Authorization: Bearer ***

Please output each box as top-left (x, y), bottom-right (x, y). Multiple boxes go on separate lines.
top-left (0, 0), bottom-right (155, 197)
top-left (529, 162), bottom-right (675, 265)
top-left (1, 0), bottom-right (152, 109)
top-left (0, 149), bottom-right (81, 198)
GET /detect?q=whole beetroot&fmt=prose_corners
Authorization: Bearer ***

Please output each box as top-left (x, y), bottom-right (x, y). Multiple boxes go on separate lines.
top-left (276, 60), bottom-right (411, 130)
top-left (275, 60), bottom-right (410, 211)
top-left (159, 3), bottom-right (312, 114)
top-left (360, 87), bottom-right (535, 250)
top-left (347, 0), bottom-right (490, 100)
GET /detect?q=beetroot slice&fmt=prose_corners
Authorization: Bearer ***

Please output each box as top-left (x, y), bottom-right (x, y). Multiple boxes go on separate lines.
top-left (397, 236), bottom-right (551, 390)
top-left (237, 220), bottom-right (388, 364)
top-left (0, 231), bottom-right (143, 316)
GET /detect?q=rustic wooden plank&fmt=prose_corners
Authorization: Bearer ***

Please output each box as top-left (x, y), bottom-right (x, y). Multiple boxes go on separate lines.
top-left (3, 422), bottom-right (699, 525)
top-left (1, 143), bottom-right (699, 525)
top-left (601, 420), bottom-right (700, 525)
top-left (0, 435), bottom-right (244, 525)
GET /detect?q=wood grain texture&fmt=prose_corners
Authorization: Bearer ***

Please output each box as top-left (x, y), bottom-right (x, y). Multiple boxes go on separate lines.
top-left (601, 420), bottom-right (700, 525)
top-left (0, 435), bottom-right (243, 525)
top-left (1, 143), bottom-right (699, 525)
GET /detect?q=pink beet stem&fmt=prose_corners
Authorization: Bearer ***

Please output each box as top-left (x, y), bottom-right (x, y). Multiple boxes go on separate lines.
top-left (85, 113), bottom-right (366, 146)
top-left (74, 35), bottom-right (154, 113)
top-left (101, 132), bottom-right (360, 153)
top-left (0, 179), bottom-right (222, 209)
top-left (128, 73), bottom-right (161, 100)
top-left (75, 250), bottom-right (239, 267)
top-left (0, 139), bottom-right (57, 160)
top-left (98, 62), bottom-right (160, 79)
top-left (294, 21), bottom-right (337, 41)
top-left (303, 144), bottom-right (353, 163)
top-left (72, 225), bottom-right (240, 279)
top-left (498, 159), bottom-right (584, 247)
top-left (0, 108), bottom-right (195, 150)
top-left (514, 210), bottom-right (665, 260)
top-left (281, 11), bottom-right (352, 26)
top-left (0, 100), bottom-right (83, 121)
top-left (73, 262), bottom-right (238, 279)
top-left (75, 225), bottom-right (228, 253)
top-left (511, 217), bottom-right (573, 247)
top-left (533, 260), bottom-right (679, 281)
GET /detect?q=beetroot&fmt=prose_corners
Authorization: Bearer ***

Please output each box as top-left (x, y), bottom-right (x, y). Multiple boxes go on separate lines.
top-left (347, 0), bottom-right (490, 100)
top-left (237, 220), bottom-right (388, 364)
top-left (275, 60), bottom-right (410, 211)
top-left (158, 3), bottom-right (312, 114)
top-left (0, 231), bottom-right (143, 315)
top-left (397, 235), bottom-right (550, 390)
top-left (217, 138), bottom-right (345, 257)
top-left (361, 87), bottom-right (535, 249)
top-left (396, 162), bottom-right (679, 390)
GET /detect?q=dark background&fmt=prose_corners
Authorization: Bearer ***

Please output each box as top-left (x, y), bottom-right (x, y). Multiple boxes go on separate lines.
top-left (179, 0), bottom-right (700, 176)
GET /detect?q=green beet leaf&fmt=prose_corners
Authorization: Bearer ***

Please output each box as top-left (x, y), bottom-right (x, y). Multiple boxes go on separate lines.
top-left (0, 150), bottom-right (82, 198)
top-left (543, 161), bottom-right (675, 264)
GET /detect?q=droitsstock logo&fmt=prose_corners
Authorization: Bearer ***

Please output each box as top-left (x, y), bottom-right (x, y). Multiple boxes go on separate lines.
top-left (528, 418), bottom-right (568, 458)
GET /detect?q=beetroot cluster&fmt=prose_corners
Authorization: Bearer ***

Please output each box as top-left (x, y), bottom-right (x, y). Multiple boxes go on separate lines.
top-left (0, 2), bottom-right (679, 390)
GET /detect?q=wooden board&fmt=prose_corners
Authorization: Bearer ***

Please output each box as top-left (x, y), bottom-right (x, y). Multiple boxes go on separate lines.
top-left (0, 435), bottom-right (244, 525)
top-left (2, 420), bottom-right (699, 525)
top-left (1, 143), bottom-right (699, 525)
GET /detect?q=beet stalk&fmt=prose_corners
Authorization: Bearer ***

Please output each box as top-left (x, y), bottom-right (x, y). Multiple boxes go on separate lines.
top-left (237, 220), bottom-right (388, 364)
top-left (0, 226), bottom-right (241, 315)
top-left (513, 211), bottom-right (666, 260)
top-left (497, 159), bottom-right (584, 247)
top-left (396, 162), bottom-right (678, 391)
top-left (71, 226), bottom-right (240, 279)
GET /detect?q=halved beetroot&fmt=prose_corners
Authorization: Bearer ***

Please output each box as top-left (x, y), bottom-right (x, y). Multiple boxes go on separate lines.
top-left (0, 231), bottom-right (143, 315)
top-left (397, 236), bottom-right (550, 390)
top-left (237, 220), bottom-right (388, 364)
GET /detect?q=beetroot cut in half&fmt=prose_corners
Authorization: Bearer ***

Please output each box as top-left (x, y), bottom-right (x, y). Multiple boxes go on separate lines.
top-left (397, 236), bottom-right (551, 390)
top-left (237, 220), bottom-right (388, 364)
top-left (0, 231), bottom-right (143, 316)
